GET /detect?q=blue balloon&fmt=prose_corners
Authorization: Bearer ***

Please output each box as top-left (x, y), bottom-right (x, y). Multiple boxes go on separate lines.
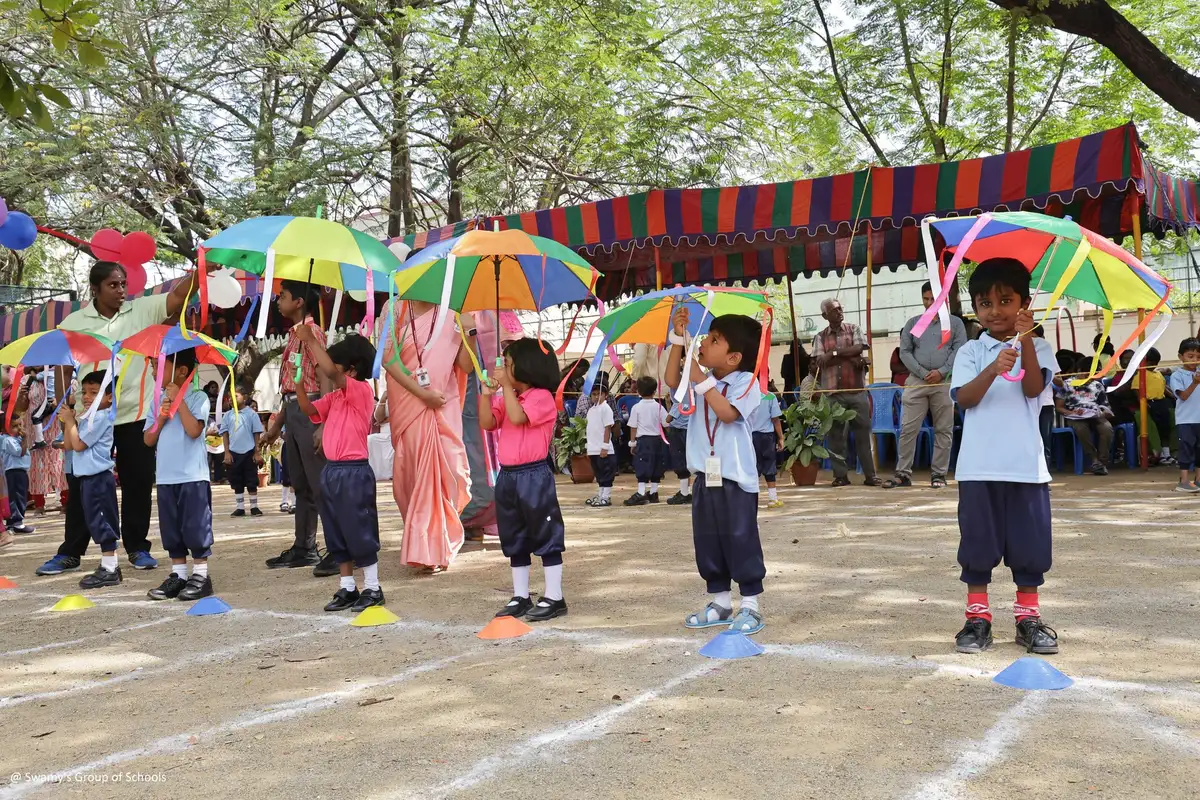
top-left (0, 211), bottom-right (37, 250)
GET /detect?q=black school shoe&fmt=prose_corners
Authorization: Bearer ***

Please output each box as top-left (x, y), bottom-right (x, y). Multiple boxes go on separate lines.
top-left (265, 547), bottom-right (319, 569)
top-left (648, 492), bottom-right (660, 503)
top-left (79, 566), bottom-right (122, 589)
top-left (178, 574), bottom-right (213, 602)
top-left (666, 492), bottom-right (692, 505)
top-left (623, 492), bottom-right (649, 506)
top-left (1015, 616), bottom-right (1059, 654)
top-left (495, 595), bottom-right (533, 618)
top-left (526, 596), bottom-right (568, 622)
top-left (351, 588), bottom-right (385, 612)
top-left (312, 550), bottom-right (340, 578)
top-left (148, 574), bottom-right (188, 600)
top-left (324, 588), bottom-right (360, 611)
top-left (250, 507), bottom-right (264, 517)
top-left (955, 618), bottom-right (993, 654)
top-left (230, 509), bottom-right (246, 518)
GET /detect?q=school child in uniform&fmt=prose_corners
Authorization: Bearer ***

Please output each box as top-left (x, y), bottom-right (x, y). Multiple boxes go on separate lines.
top-left (664, 395), bottom-right (692, 505)
top-left (747, 384), bottom-right (785, 508)
top-left (624, 376), bottom-right (669, 506)
top-left (950, 258), bottom-right (1061, 655)
top-left (59, 371), bottom-right (123, 589)
top-left (584, 376), bottom-right (617, 508)
top-left (144, 350), bottom-right (215, 601)
top-left (291, 328), bottom-right (384, 612)
top-left (665, 310), bottom-right (767, 635)
top-left (1169, 338), bottom-right (1200, 493)
top-left (479, 338), bottom-right (567, 621)
top-left (1, 415), bottom-right (33, 533)
top-left (222, 387), bottom-right (265, 517)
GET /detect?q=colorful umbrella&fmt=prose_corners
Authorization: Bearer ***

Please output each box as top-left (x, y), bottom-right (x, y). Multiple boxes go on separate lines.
top-left (915, 210), bottom-right (1172, 386)
top-left (0, 330), bottom-right (115, 366)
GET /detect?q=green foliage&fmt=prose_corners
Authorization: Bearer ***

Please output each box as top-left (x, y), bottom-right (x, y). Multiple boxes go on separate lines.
top-left (780, 395), bottom-right (857, 469)
top-left (553, 415), bottom-right (588, 470)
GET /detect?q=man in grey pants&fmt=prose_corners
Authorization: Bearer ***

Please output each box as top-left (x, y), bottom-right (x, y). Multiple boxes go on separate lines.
top-left (884, 282), bottom-right (967, 489)
top-left (812, 298), bottom-right (879, 487)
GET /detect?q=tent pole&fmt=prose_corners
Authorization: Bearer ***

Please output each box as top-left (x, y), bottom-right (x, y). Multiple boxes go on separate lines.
top-left (865, 225), bottom-right (874, 385)
top-left (785, 269), bottom-right (801, 395)
top-left (1133, 198), bottom-right (1149, 470)
top-left (654, 246), bottom-right (663, 292)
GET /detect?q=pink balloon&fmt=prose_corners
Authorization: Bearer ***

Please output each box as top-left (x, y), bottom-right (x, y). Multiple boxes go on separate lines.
top-left (119, 231), bottom-right (156, 268)
top-left (91, 228), bottom-right (124, 261)
top-left (124, 263), bottom-right (147, 296)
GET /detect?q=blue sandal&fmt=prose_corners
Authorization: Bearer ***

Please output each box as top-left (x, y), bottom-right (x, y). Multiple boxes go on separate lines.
top-left (728, 608), bottom-right (764, 635)
top-left (684, 602), bottom-right (733, 629)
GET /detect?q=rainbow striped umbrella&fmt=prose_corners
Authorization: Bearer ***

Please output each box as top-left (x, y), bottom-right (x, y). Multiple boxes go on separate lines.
top-left (0, 330), bottom-right (115, 366)
top-left (595, 286), bottom-right (769, 346)
top-left (119, 324), bottom-right (238, 366)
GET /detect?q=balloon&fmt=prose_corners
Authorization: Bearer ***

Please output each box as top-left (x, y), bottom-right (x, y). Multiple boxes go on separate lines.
top-left (346, 289), bottom-right (368, 302)
top-left (90, 228), bottom-right (124, 261)
top-left (207, 269), bottom-right (242, 309)
top-left (119, 231), bottom-right (156, 268)
top-left (388, 240), bottom-right (411, 262)
top-left (124, 263), bottom-right (147, 296)
top-left (0, 197), bottom-right (8, 228)
top-left (0, 211), bottom-right (38, 250)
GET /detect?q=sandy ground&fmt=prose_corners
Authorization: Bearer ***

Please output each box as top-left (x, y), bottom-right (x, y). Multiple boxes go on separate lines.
top-left (0, 468), bottom-right (1198, 799)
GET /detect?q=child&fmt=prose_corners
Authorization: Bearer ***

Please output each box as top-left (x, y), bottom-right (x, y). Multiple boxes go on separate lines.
top-left (584, 376), bottom-right (617, 508)
top-left (292, 328), bottom-right (384, 612)
top-left (1139, 347), bottom-right (1174, 465)
top-left (624, 376), bottom-right (668, 506)
top-left (1, 415), bottom-right (33, 533)
top-left (59, 371), bottom-right (123, 589)
top-left (747, 382), bottom-right (785, 508)
top-left (664, 394), bottom-right (692, 505)
top-left (1055, 354), bottom-right (1114, 476)
top-left (949, 258), bottom-right (1060, 655)
top-left (222, 387), bottom-right (265, 517)
top-left (665, 310), bottom-right (766, 635)
top-left (479, 338), bottom-right (567, 621)
top-left (144, 350), bottom-right (214, 601)
top-left (1169, 338), bottom-right (1200, 493)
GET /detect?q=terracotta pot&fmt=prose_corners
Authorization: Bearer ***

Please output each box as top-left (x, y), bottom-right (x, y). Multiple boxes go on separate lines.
top-left (790, 459), bottom-right (820, 486)
top-left (569, 454), bottom-right (595, 484)
top-left (258, 473), bottom-right (269, 488)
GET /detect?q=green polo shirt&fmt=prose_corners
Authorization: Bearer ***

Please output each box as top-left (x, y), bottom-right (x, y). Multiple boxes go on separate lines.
top-left (58, 294), bottom-right (170, 426)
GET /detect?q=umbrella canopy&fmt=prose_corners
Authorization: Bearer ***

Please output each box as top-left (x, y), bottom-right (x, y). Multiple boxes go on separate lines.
top-left (595, 286), bottom-right (769, 347)
top-left (119, 324), bottom-right (238, 366)
top-left (0, 330), bottom-right (114, 367)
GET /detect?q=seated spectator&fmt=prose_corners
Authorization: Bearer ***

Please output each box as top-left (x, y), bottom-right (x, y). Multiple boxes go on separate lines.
top-left (889, 346), bottom-right (909, 387)
top-left (1056, 356), bottom-right (1114, 475)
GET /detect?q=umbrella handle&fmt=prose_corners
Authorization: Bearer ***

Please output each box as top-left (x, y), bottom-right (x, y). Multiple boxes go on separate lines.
top-left (1000, 343), bottom-right (1025, 382)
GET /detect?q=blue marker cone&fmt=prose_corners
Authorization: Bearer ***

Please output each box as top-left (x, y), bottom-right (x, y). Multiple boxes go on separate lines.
top-left (186, 597), bottom-right (232, 617)
top-left (993, 657), bottom-right (1073, 690)
top-left (699, 630), bottom-right (765, 660)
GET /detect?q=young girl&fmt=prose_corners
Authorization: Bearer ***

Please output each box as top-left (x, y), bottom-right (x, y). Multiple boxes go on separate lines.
top-left (478, 338), bottom-right (567, 621)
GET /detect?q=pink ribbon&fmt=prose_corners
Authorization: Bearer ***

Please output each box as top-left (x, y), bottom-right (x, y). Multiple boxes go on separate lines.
top-left (911, 214), bottom-right (992, 345)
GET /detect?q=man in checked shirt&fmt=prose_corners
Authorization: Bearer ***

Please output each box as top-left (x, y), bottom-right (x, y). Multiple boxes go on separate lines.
top-left (263, 281), bottom-right (335, 573)
top-left (811, 298), bottom-right (881, 487)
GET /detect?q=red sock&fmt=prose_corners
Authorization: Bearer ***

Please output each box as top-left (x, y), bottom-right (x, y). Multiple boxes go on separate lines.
top-left (965, 592), bottom-right (991, 622)
top-left (1014, 591), bottom-right (1039, 621)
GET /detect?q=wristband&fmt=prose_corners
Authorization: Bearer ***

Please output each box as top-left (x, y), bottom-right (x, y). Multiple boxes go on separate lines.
top-left (669, 332), bottom-right (686, 346)
top-left (695, 375), bottom-right (718, 395)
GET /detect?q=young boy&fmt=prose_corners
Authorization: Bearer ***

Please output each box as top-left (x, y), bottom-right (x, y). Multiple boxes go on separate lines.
top-left (664, 395), bottom-right (692, 505)
top-left (144, 350), bottom-right (214, 601)
top-left (59, 372), bottom-right (123, 589)
top-left (747, 382), bottom-right (785, 508)
top-left (1, 416), bottom-right (33, 533)
top-left (584, 377), bottom-right (617, 508)
top-left (1141, 348), bottom-right (1174, 465)
top-left (292, 328), bottom-right (384, 612)
top-left (949, 258), bottom-right (1060, 655)
top-left (624, 376), bottom-right (668, 506)
top-left (1169, 338), bottom-right (1200, 492)
top-left (222, 387), bottom-right (265, 517)
top-left (666, 310), bottom-right (766, 635)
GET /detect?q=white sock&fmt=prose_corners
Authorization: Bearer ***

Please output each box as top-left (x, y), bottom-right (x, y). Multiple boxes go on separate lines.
top-left (768, 487), bottom-right (778, 501)
top-left (1162, 447), bottom-right (1171, 457)
top-left (235, 493), bottom-right (244, 510)
top-left (543, 563), bottom-right (564, 601)
top-left (363, 563), bottom-right (380, 590)
top-left (339, 575), bottom-right (356, 592)
top-left (192, 563), bottom-right (208, 579)
top-left (512, 565), bottom-right (530, 599)
top-left (741, 594), bottom-right (760, 614)
top-left (679, 478), bottom-right (689, 494)
top-left (249, 493), bottom-right (258, 509)
top-left (172, 563), bottom-right (188, 579)
top-left (700, 590), bottom-right (733, 623)
top-left (637, 482), bottom-right (646, 495)
top-left (649, 482), bottom-right (659, 495)
top-left (281, 486), bottom-right (290, 504)
top-left (600, 486), bottom-right (611, 501)
top-left (683, 480), bottom-right (692, 496)
top-left (101, 554), bottom-right (117, 571)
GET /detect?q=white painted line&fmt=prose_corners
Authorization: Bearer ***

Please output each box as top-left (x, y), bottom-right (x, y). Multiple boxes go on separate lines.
top-left (798, 513), bottom-right (1200, 529)
top-left (0, 654), bottom-right (463, 799)
top-left (400, 662), bottom-right (718, 800)
top-left (904, 693), bottom-right (1049, 800)
top-left (0, 617), bottom-right (175, 659)
top-left (1104, 697), bottom-right (1200, 757)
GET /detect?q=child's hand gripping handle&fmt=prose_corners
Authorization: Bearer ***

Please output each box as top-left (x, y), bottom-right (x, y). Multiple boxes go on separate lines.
top-left (998, 343), bottom-right (1025, 383)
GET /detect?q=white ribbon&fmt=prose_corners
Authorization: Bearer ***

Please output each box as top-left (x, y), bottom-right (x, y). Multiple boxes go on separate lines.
top-left (80, 356), bottom-right (119, 432)
top-left (426, 252), bottom-right (456, 355)
top-left (256, 248), bottom-right (275, 339)
top-left (329, 289), bottom-right (343, 336)
top-left (1106, 312), bottom-right (1172, 392)
top-left (673, 289), bottom-right (714, 405)
top-left (918, 216), bottom-right (952, 339)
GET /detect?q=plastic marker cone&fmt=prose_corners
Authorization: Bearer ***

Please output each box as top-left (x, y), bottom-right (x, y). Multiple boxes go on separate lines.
top-left (993, 657), bottom-right (1073, 691)
top-left (186, 597), bottom-right (232, 616)
top-left (50, 594), bottom-right (95, 612)
top-left (477, 616), bottom-right (533, 640)
top-left (351, 606), bottom-right (400, 627)
top-left (0, 577), bottom-right (17, 589)
top-left (699, 630), bottom-right (765, 660)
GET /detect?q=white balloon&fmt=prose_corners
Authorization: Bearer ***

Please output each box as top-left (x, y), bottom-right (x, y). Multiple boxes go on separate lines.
top-left (388, 241), bottom-right (411, 262)
top-left (347, 289), bottom-right (368, 303)
top-left (207, 269), bottom-right (243, 309)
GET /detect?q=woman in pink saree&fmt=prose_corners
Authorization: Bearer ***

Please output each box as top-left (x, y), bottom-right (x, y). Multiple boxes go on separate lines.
top-left (381, 299), bottom-right (475, 571)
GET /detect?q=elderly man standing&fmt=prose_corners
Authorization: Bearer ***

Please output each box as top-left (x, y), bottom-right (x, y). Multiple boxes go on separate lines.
top-left (811, 298), bottom-right (879, 487)
top-left (884, 282), bottom-right (967, 490)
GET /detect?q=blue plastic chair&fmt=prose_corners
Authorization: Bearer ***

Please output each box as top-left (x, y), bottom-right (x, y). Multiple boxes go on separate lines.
top-left (1114, 422), bottom-right (1136, 468)
top-left (868, 383), bottom-right (902, 466)
top-left (616, 395), bottom-right (637, 421)
top-left (563, 398), bottom-right (577, 417)
top-left (1051, 426), bottom-right (1084, 474)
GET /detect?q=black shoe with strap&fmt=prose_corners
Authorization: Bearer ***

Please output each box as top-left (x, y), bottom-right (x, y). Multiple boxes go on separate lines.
top-left (352, 587), bottom-right (385, 611)
top-left (312, 550), bottom-right (340, 578)
top-left (178, 574), bottom-right (213, 601)
top-left (666, 492), bottom-right (692, 505)
top-left (1015, 616), bottom-right (1059, 654)
top-left (324, 588), bottom-right (360, 612)
top-left (527, 596), bottom-right (567, 622)
top-left (79, 566), bottom-right (122, 589)
top-left (955, 618), bottom-right (993, 654)
top-left (148, 574), bottom-right (187, 600)
top-left (623, 492), bottom-right (649, 506)
top-left (265, 547), bottom-right (319, 569)
top-left (495, 596), bottom-right (533, 618)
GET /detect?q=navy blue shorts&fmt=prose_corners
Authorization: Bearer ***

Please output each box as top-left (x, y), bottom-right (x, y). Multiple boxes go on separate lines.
top-left (6, 468), bottom-right (27, 525)
top-left (1177, 423), bottom-right (1200, 469)
top-left (752, 432), bottom-right (778, 481)
top-left (667, 428), bottom-right (689, 479)
top-left (691, 475), bottom-right (765, 596)
top-left (590, 453), bottom-right (617, 488)
top-left (78, 471), bottom-right (120, 551)
top-left (633, 435), bottom-right (665, 482)
top-left (957, 481), bottom-right (1052, 586)
top-left (319, 460), bottom-right (380, 568)
top-left (227, 450), bottom-right (259, 494)
top-left (158, 481), bottom-right (214, 559)
top-left (495, 460), bottom-right (565, 568)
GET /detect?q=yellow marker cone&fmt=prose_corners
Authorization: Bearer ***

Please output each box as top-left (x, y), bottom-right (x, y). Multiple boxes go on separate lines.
top-left (0, 577), bottom-right (18, 589)
top-left (50, 594), bottom-right (95, 612)
top-left (350, 606), bottom-right (400, 627)
top-left (477, 616), bottom-right (533, 640)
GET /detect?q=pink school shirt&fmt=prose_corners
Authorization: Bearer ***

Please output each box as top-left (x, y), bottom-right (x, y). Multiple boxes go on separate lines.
top-left (490, 387), bottom-right (557, 466)
top-left (307, 378), bottom-right (374, 461)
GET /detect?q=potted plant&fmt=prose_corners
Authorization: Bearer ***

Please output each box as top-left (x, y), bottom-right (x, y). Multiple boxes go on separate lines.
top-left (553, 416), bottom-right (593, 483)
top-left (780, 395), bottom-right (858, 486)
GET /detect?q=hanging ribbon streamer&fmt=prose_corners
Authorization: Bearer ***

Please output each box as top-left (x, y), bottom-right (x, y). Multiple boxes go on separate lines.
top-left (179, 272), bottom-right (197, 340)
top-left (536, 253), bottom-right (550, 353)
top-left (555, 306), bottom-right (584, 356)
top-left (738, 306), bottom-right (774, 399)
top-left (456, 312), bottom-right (485, 381)
top-left (364, 269), bottom-right (376, 341)
top-left (147, 353), bottom-right (168, 432)
top-left (82, 355), bottom-right (118, 432)
top-left (216, 369), bottom-right (232, 429)
top-left (5, 365), bottom-right (21, 431)
top-left (256, 248), bottom-right (275, 339)
top-left (233, 295), bottom-right (259, 343)
top-left (329, 289), bottom-right (343, 336)
top-left (1101, 295), bottom-right (1172, 391)
top-left (912, 214), bottom-right (992, 343)
top-left (197, 248), bottom-right (209, 333)
top-left (42, 390), bottom-right (70, 431)
top-left (426, 253), bottom-right (456, 357)
top-left (372, 302), bottom-right (393, 380)
top-left (673, 290), bottom-right (714, 407)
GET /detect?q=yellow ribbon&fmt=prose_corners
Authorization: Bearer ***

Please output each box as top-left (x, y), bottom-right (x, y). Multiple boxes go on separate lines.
top-left (455, 312), bottom-right (486, 381)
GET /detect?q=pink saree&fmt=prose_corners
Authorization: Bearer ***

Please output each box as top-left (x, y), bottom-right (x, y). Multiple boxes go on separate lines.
top-left (384, 302), bottom-right (471, 569)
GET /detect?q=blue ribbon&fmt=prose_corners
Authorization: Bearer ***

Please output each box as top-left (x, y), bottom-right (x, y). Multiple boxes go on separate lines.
top-left (580, 333), bottom-right (610, 396)
top-left (372, 304), bottom-right (391, 380)
top-left (233, 295), bottom-right (259, 343)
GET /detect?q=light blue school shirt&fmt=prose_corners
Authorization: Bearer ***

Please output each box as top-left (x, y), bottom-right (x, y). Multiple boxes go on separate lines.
top-left (220, 407), bottom-right (264, 454)
top-left (1169, 368), bottom-right (1200, 425)
top-left (685, 369), bottom-right (762, 493)
top-left (950, 333), bottom-right (1058, 484)
top-left (668, 401), bottom-right (691, 430)
top-left (0, 435), bottom-right (30, 472)
top-left (150, 389), bottom-right (211, 485)
top-left (746, 393), bottom-right (782, 434)
top-left (73, 413), bottom-right (115, 477)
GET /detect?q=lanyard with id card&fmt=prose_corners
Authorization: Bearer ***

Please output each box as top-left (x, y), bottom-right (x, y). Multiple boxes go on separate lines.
top-left (406, 303), bottom-right (432, 388)
top-left (703, 383), bottom-right (729, 487)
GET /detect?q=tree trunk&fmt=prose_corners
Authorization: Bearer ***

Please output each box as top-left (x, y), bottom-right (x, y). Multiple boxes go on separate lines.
top-left (235, 342), bottom-right (285, 391)
top-left (387, 0), bottom-right (415, 238)
top-left (1004, 11), bottom-right (1018, 151)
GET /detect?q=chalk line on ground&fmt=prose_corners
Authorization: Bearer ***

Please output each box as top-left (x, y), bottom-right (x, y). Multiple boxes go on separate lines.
top-left (0, 617), bottom-right (175, 659)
